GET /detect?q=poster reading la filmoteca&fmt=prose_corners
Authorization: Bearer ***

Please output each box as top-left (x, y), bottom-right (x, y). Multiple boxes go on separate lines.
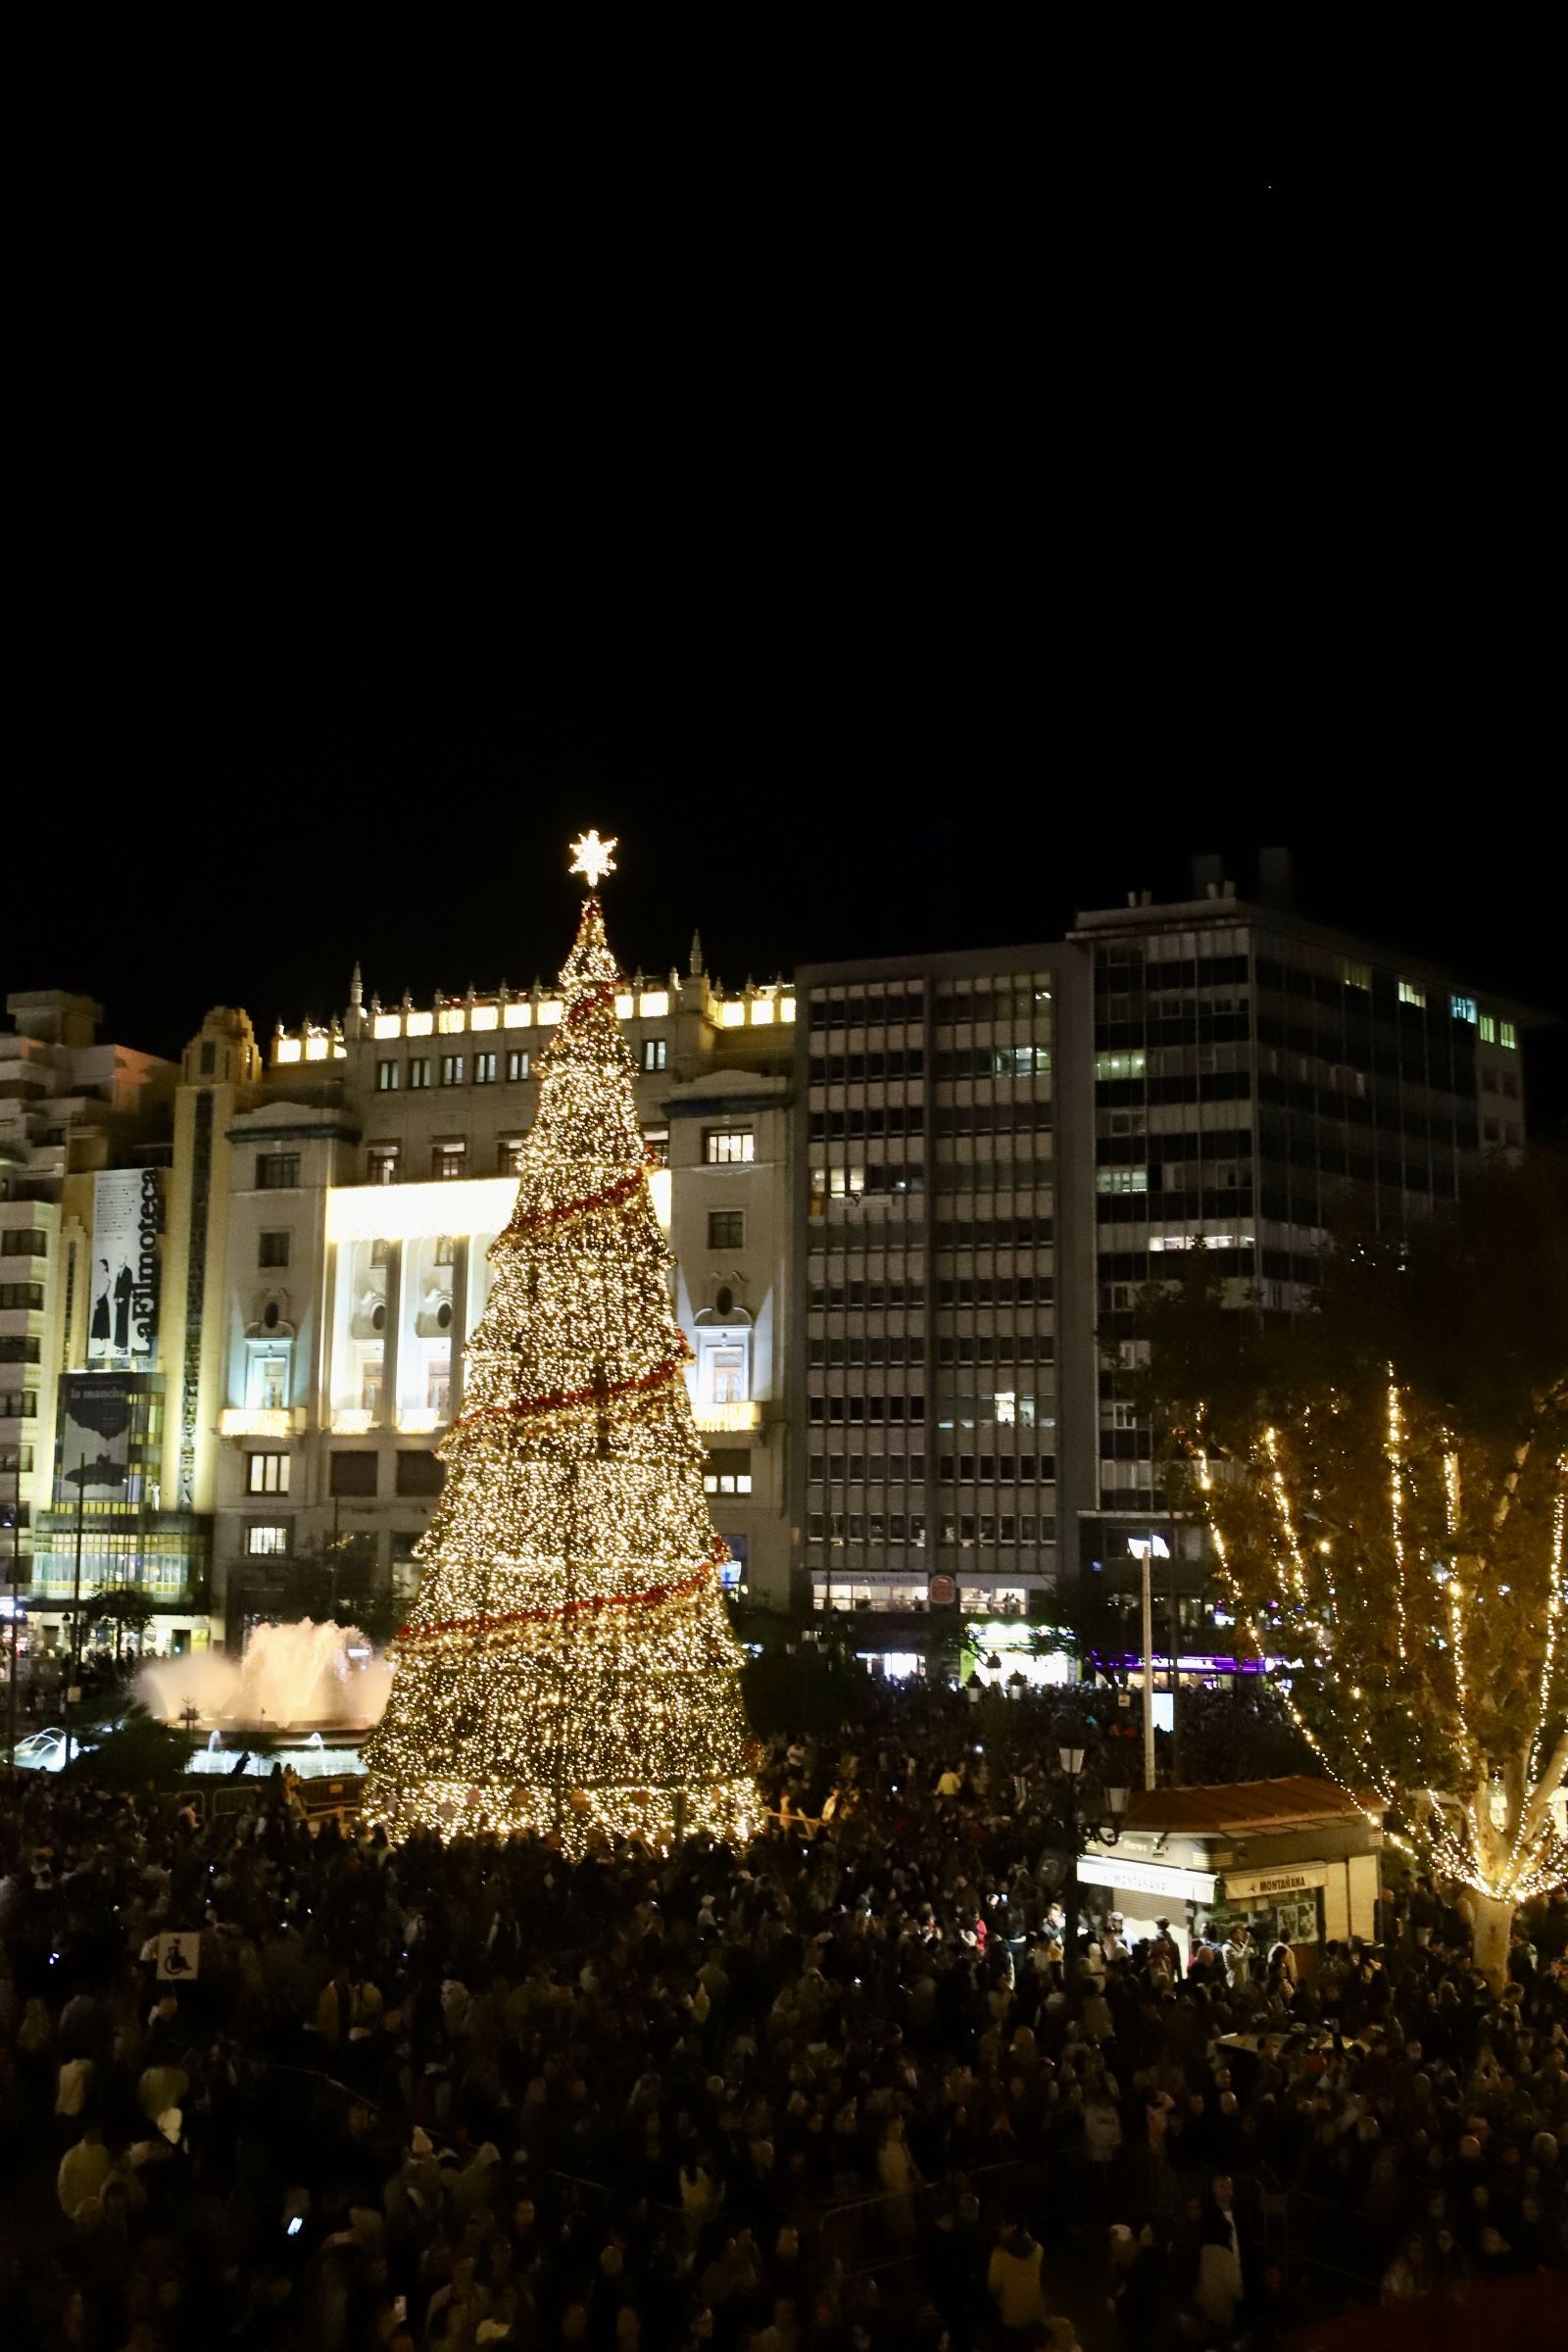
top-left (86, 1168), bottom-right (163, 1365)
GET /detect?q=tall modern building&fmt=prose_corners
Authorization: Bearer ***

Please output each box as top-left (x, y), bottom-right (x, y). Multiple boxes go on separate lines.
top-left (789, 948), bottom-right (1097, 1658)
top-left (1073, 860), bottom-right (1532, 1624)
top-left (792, 859), bottom-right (1537, 1674)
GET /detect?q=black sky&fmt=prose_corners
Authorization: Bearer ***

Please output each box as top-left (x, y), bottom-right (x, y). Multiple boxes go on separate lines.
top-left (12, 138), bottom-right (1561, 1129)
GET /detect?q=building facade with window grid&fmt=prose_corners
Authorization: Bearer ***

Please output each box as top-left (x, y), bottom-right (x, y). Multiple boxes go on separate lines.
top-left (1070, 864), bottom-right (1537, 1623)
top-left (790, 948), bottom-right (1099, 1644)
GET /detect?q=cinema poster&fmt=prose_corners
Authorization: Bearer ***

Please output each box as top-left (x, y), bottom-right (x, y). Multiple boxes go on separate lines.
top-left (87, 1168), bottom-right (163, 1366)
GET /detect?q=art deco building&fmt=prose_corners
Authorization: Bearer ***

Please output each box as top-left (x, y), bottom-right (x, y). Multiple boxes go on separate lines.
top-left (210, 947), bottom-right (796, 1638)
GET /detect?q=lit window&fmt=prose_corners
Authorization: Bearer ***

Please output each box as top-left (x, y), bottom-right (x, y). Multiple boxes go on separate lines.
top-left (710, 1347), bottom-right (747, 1404)
top-left (1478, 1013), bottom-right (1495, 1043)
top-left (506, 1049), bottom-right (531, 1082)
top-left (376, 1059), bottom-right (400, 1091)
top-left (643, 1038), bottom-right (667, 1072)
top-left (438, 1007), bottom-right (466, 1035)
top-left (498, 1136), bottom-right (525, 1174)
top-left (1095, 1167), bottom-right (1148, 1194)
top-left (368, 1147), bottom-right (399, 1186)
top-left (639, 990), bottom-right (670, 1018)
top-left (705, 1128), bottom-right (755, 1164)
top-left (1450, 995), bottom-right (1477, 1024)
top-left (1397, 979), bottom-right (1426, 1008)
top-left (503, 1001), bottom-right (531, 1028)
top-left (469, 1004), bottom-right (498, 1032)
top-left (431, 1142), bottom-right (467, 1180)
top-left (1343, 959), bottom-right (1371, 991)
top-left (406, 1010), bottom-right (434, 1037)
top-left (720, 1000), bottom-right (747, 1028)
top-left (1094, 1051), bottom-right (1147, 1082)
top-left (257, 1357), bottom-right (288, 1410)
top-left (439, 1054), bottom-right (465, 1087)
top-left (247, 1452), bottom-right (290, 1494)
top-left (434, 1235), bottom-right (457, 1266)
top-left (472, 1052), bottom-right (497, 1085)
top-left (246, 1523), bottom-right (290, 1556)
top-left (645, 1128), bottom-right (670, 1169)
top-left (409, 1057), bottom-right (431, 1089)
top-left (537, 1000), bottom-right (563, 1025)
top-left (1499, 1020), bottom-right (1517, 1051)
top-left (372, 1012), bottom-right (402, 1041)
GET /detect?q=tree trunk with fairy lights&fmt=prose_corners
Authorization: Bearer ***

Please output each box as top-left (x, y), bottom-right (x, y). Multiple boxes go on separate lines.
top-left (1146, 1162), bottom-right (1568, 1985)
top-left (361, 835), bottom-right (758, 1852)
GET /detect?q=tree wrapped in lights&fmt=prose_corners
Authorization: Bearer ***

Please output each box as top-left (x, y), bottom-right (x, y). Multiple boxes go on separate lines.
top-left (361, 833), bottom-right (758, 1853)
top-left (1150, 1157), bottom-right (1568, 1984)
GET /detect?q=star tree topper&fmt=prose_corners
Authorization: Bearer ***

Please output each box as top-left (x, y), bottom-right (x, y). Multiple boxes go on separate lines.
top-left (568, 829), bottom-right (618, 890)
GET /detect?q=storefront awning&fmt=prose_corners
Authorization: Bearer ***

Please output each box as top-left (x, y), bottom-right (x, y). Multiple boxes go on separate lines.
top-left (1076, 1852), bottom-right (1217, 1904)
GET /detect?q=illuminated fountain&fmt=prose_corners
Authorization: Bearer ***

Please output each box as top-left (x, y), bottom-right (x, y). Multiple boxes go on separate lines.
top-left (136, 1618), bottom-right (392, 1777)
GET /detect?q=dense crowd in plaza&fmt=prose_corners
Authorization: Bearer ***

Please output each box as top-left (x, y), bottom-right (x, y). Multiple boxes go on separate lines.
top-left (3, 1687), bottom-right (1568, 2351)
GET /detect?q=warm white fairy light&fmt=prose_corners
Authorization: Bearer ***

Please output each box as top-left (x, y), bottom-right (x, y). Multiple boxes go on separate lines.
top-left (567, 828), bottom-right (618, 890)
top-left (361, 881), bottom-right (757, 1855)
top-left (1189, 1399), bottom-right (1568, 1912)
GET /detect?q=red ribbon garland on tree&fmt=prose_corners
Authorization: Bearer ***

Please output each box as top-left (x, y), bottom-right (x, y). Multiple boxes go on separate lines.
top-left (392, 1537), bottom-right (730, 1648)
top-left (498, 1147), bottom-right (661, 1246)
top-left (450, 1347), bottom-right (691, 1438)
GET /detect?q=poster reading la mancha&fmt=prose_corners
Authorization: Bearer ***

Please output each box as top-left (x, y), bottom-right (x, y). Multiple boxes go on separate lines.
top-left (87, 1168), bottom-right (163, 1365)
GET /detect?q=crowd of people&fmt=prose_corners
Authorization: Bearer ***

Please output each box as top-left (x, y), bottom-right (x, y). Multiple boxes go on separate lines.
top-left (2, 1685), bottom-right (1568, 2350)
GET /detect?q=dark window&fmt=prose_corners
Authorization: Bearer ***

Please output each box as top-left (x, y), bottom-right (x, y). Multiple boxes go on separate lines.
top-left (199, 1041), bottom-right (217, 1075)
top-left (708, 1210), bottom-right (745, 1250)
top-left (258, 1230), bottom-right (291, 1269)
top-left (396, 1450), bottom-right (445, 1497)
top-left (257, 1153), bottom-right (301, 1191)
top-left (0, 1232), bottom-right (48, 1258)
top-left (330, 1452), bottom-right (379, 1497)
top-left (368, 1147), bottom-right (399, 1186)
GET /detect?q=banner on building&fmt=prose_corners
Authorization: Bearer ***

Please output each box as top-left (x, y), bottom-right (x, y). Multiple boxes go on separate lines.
top-left (87, 1168), bottom-right (163, 1365)
top-left (56, 1373), bottom-right (138, 1504)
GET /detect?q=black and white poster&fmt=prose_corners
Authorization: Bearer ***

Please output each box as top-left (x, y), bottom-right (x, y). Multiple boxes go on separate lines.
top-left (87, 1169), bottom-right (163, 1365)
top-left (56, 1373), bottom-right (137, 1503)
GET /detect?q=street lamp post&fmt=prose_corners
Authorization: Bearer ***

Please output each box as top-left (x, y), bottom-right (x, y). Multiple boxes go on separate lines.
top-left (5, 1452), bottom-right (23, 1759)
top-left (1057, 1742), bottom-right (1130, 1983)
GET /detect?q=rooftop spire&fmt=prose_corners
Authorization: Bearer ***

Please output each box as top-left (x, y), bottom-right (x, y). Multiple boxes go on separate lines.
top-left (689, 928), bottom-right (705, 979)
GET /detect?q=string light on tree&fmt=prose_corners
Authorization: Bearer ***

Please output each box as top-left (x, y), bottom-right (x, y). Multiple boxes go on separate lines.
top-left (361, 832), bottom-right (758, 1854)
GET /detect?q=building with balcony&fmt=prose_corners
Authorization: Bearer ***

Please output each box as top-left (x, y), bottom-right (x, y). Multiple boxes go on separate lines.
top-left (209, 946), bottom-right (797, 1636)
top-left (0, 991), bottom-right (196, 1645)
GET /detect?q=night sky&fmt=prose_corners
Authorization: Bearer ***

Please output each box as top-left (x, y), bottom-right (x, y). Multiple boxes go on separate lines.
top-left (13, 149), bottom-right (1560, 1130)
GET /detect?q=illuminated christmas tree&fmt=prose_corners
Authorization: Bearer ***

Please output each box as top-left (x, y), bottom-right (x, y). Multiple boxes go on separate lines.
top-left (361, 832), bottom-right (758, 1852)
